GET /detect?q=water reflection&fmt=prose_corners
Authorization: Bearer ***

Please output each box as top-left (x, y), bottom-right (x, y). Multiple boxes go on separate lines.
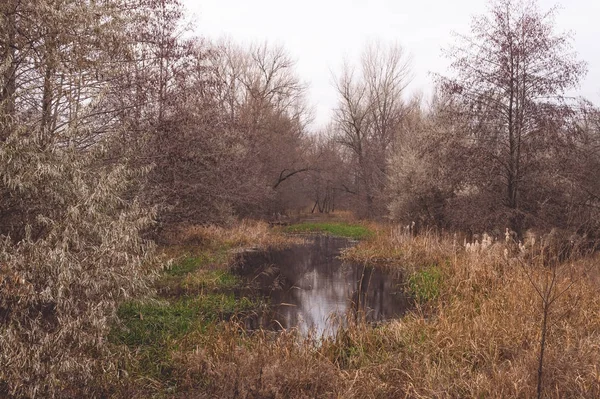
top-left (240, 235), bottom-right (410, 336)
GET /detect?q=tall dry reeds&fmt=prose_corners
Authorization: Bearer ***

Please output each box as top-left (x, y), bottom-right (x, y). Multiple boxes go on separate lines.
top-left (342, 224), bottom-right (455, 272)
top-left (171, 324), bottom-right (343, 399)
top-left (337, 227), bottom-right (600, 398)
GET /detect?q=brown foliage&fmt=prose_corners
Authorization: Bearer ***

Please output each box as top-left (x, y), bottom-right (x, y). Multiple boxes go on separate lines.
top-left (437, 0), bottom-right (587, 234)
top-left (0, 130), bottom-right (157, 398)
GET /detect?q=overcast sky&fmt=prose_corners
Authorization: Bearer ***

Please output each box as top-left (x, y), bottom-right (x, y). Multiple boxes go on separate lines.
top-left (183, 0), bottom-right (600, 129)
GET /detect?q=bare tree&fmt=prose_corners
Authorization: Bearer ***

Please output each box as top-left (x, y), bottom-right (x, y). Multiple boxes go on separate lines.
top-left (211, 40), bottom-right (313, 217)
top-left (300, 130), bottom-right (353, 214)
top-left (0, 0), bottom-right (145, 150)
top-left (333, 42), bottom-right (411, 217)
top-left (439, 0), bottom-right (587, 234)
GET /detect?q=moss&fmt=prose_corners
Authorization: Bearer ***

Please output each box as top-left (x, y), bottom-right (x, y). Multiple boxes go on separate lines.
top-left (285, 222), bottom-right (373, 239)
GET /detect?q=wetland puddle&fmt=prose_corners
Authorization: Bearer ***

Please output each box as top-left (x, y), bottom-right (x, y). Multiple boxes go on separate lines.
top-left (239, 235), bottom-right (410, 336)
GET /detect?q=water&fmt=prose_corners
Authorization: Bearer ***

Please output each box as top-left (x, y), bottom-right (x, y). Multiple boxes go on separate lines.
top-left (239, 235), bottom-right (410, 336)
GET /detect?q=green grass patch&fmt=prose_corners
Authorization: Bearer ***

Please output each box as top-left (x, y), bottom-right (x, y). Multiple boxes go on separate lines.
top-left (165, 251), bottom-right (230, 277)
top-left (109, 299), bottom-right (202, 382)
top-left (407, 265), bottom-right (443, 303)
top-left (112, 244), bottom-right (259, 386)
top-left (110, 293), bottom-right (258, 383)
top-left (285, 222), bottom-right (373, 239)
top-left (166, 256), bottom-right (203, 276)
top-left (159, 251), bottom-right (238, 297)
top-left (196, 293), bottom-right (256, 319)
top-left (112, 299), bottom-right (200, 347)
top-left (112, 294), bottom-right (257, 347)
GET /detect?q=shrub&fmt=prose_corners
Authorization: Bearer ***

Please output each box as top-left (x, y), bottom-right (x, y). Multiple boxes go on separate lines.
top-left (0, 130), bottom-right (157, 398)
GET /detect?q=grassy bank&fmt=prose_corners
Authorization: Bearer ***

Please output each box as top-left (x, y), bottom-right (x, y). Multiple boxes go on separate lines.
top-left (111, 220), bottom-right (600, 398)
top-left (109, 252), bottom-right (259, 392)
top-left (110, 221), bottom-right (302, 395)
top-left (284, 221), bottom-right (374, 239)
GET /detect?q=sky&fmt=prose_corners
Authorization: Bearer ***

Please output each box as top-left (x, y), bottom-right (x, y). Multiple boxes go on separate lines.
top-left (183, 0), bottom-right (600, 129)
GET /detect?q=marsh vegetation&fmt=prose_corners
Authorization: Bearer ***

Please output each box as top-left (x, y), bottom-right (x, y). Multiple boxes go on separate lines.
top-left (1, 0), bottom-right (600, 397)
top-left (109, 220), bottom-right (600, 398)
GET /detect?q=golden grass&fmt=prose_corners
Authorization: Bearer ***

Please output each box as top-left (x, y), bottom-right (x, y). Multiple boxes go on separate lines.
top-left (119, 222), bottom-right (600, 398)
top-left (166, 219), bottom-right (304, 251)
top-left (342, 225), bottom-right (455, 272)
top-left (171, 325), bottom-right (343, 398)
top-left (335, 229), bottom-right (600, 398)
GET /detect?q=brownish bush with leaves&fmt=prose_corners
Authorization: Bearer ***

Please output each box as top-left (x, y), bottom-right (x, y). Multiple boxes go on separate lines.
top-left (0, 130), bottom-right (157, 398)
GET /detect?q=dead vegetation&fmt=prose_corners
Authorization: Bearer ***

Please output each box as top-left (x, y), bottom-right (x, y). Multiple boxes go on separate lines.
top-left (172, 326), bottom-right (343, 399)
top-left (341, 224), bottom-right (453, 270)
top-left (163, 220), bottom-right (304, 250)
top-left (2, 0), bottom-right (600, 396)
top-left (115, 223), bottom-right (600, 398)
top-left (0, 132), bottom-right (158, 398)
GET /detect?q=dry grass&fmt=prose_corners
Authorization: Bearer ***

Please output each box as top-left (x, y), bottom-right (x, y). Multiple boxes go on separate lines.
top-left (116, 222), bottom-right (600, 398)
top-left (342, 225), bottom-right (454, 272)
top-left (165, 219), bottom-right (304, 251)
top-left (336, 229), bottom-right (600, 398)
top-left (171, 325), bottom-right (343, 399)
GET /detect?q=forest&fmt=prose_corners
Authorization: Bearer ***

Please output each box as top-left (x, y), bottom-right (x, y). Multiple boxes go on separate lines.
top-left (1, 0), bottom-right (600, 397)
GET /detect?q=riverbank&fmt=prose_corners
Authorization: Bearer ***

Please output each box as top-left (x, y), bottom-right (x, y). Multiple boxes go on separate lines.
top-left (109, 221), bottom-right (300, 395)
top-left (111, 218), bottom-right (600, 398)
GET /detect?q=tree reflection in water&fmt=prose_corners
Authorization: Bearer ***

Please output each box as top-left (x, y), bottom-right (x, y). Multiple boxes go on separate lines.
top-left (241, 235), bottom-right (410, 337)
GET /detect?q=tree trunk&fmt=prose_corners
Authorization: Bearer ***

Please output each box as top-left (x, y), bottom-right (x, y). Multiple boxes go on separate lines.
top-left (537, 300), bottom-right (549, 399)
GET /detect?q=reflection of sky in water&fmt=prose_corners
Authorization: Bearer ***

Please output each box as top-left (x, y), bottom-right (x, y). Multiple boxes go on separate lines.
top-left (278, 267), bottom-right (350, 336)
top-left (244, 235), bottom-right (409, 337)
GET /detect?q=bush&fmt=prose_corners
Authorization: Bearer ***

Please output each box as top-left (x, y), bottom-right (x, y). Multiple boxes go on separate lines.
top-left (0, 130), bottom-right (157, 398)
